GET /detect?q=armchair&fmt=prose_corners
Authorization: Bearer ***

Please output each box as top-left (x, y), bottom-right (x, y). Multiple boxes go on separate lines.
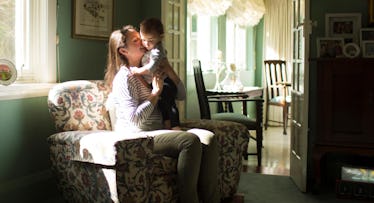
top-left (47, 80), bottom-right (249, 202)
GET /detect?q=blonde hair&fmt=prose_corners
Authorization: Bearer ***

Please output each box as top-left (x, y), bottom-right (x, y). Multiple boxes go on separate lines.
top-left (104, 25), bottom-right (136, 89)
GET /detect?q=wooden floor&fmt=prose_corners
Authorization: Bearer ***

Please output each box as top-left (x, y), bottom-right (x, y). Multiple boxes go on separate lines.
top-left (242, 126), bottom-right (290, 176)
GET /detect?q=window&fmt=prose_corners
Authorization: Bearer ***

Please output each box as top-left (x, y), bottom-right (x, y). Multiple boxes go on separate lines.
top-left (187, 14), bottom-right (255, 73)
top-left (0, 0), bottom-right (56, 84)
top-left (188, 15), bottom-right (218, 72)
top-left (226, 20), bottom-right (247, 70)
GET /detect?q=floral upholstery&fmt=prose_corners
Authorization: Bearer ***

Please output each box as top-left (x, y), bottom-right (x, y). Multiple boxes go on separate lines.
top-left (181, 120), bottom-right (249, 197)
top-left (47, 80), bottom-right (249, 202)
top-left (48, 80), bottom-right (111, 132)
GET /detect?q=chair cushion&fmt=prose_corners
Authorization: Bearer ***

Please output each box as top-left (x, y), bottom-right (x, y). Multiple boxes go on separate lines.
top-left (212, 112), bottom-right (257, 130)
top-left (270, 95), bottom-right (291, 104)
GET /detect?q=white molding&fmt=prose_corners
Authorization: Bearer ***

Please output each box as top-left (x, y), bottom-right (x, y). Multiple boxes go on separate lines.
top-left (0, 83), bottom-right (56, 101)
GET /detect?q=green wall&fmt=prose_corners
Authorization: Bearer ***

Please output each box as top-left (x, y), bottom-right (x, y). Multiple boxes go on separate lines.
top-left (0, 97), bottom-right (58, 202)
top-left (255, 18), bottom-right (264, 87)
top-left (57, 0), bottom-right (161, 82)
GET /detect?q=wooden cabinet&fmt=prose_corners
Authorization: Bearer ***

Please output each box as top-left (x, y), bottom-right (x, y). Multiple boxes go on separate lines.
top-left (312, 58), bottom-right (374, 189)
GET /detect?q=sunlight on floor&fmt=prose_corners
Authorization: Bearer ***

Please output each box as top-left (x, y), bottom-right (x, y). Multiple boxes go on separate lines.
top-left (243, 126), bottom-right (291, 176)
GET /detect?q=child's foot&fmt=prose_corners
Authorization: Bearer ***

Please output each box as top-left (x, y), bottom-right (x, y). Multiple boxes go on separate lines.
top-left (171, 126), bottom-right (181, 130)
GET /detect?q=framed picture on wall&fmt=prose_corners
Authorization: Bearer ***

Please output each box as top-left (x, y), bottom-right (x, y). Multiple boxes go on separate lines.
top-left (317, 37), bottom-right (345, 58)
top-left (325, 13), bottom-right (361, 44)
top-left (73, 0), bottom-right (114, 40)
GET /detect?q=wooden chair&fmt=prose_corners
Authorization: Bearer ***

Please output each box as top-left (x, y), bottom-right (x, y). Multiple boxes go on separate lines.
top-left (193, 59), bottom-right (264, 166)
top-left (263, 60), bottom-right (291, 135)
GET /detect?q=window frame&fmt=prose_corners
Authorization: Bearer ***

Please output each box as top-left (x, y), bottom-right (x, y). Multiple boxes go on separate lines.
top-left (0, 0), bottom-right (57, 101)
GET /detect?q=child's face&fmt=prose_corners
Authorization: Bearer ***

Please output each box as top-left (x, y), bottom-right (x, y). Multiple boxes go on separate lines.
top-left (140, 31), bottom-right (161, 50)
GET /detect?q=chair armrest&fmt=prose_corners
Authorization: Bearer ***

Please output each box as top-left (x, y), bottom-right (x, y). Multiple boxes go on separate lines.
top-left (180, 119), bottom-right (249, 197)
top-left (47, 130), bottom-right (151, 166)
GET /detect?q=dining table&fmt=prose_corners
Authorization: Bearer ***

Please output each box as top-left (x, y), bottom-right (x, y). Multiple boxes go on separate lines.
top-left (206, 86), bottom-right (264, 115)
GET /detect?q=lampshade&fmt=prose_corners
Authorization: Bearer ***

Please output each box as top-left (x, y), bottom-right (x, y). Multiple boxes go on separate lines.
top-left (226, 0), bottom-right (265, 27)
top-left (188, 0), bottom-right (232, 16)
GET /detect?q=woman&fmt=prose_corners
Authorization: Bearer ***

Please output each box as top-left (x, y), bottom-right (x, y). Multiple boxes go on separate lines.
top-left (104, 25), bottom-right (219, 203)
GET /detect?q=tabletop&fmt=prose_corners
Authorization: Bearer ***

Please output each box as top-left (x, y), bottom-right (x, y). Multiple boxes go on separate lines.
top-left (206, 86), bottom-right (263, 98)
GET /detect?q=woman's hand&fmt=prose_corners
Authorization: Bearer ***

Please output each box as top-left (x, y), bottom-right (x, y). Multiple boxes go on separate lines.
top-left (151, 72), bottom-right (164, 96)
top-left (148, 71), bottom-right (164, 105)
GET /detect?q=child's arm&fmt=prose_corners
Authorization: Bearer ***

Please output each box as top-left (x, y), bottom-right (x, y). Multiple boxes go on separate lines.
top-left (159, 59), bottom-right (180, 85)
top-left (130, 66), bottom-right (151, 75)
top-left (142, 45), bottom-right (165, 74)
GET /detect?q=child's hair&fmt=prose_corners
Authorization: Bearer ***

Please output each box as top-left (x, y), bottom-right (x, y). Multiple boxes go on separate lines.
top-left (140, 17), bottom-right (164, 36)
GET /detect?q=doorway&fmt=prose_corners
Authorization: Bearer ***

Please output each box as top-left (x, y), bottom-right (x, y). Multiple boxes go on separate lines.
top-left (243, 126), bottom-right (291, 176)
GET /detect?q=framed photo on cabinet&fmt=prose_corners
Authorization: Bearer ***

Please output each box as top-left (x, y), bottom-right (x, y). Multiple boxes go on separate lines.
top-left (317, 37), bottom-right (345, 58)
top-left (360, 28), bottom-right (374, 47)
top-left (362, 41), bottom-right (374, 58)
top-left (325, 13), bottom-right (361, 44)
top-left (72, 0), bottom-right (114, 40)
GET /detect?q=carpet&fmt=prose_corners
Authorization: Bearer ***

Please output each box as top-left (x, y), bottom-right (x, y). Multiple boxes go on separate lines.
top-left (237, 173), bottom-right (360, 203)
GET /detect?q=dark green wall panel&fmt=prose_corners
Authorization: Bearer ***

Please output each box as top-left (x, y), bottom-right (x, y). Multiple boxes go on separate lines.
top-left (56, 0), bottom-right (157, 82)
top-left (0, 97), bottom-right (57, 201)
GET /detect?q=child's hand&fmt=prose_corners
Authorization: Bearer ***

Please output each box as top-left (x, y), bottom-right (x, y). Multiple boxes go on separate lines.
top-left (130, 67), bottom-right (139, 75)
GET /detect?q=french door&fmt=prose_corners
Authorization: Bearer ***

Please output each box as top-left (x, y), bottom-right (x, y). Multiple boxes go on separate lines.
top-left (161, 0), bottom-right (186, 120)
top-left (290, 0), bottom-right (310, 192)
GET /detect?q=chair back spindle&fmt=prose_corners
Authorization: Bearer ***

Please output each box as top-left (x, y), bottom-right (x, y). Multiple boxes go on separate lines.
top-left (193, 59), bottom-right (212, 119)
top-left (264, 60), bottom-right (289, 102)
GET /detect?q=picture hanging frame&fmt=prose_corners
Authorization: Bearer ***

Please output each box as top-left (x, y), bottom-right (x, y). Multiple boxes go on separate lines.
top-left (362, 41), bottom-right (374, 58)
top-left (317, 37), bottom-right (345, 58)
top-left (325, 13), bottom-right (361, 44)
top-left (72, 0), bottom-right (114, 40)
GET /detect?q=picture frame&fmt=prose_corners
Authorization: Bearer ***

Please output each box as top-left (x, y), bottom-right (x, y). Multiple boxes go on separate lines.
top-left (325, 13), bottom-right (361, 44)
top-left (317, 37), bottom-right (345, 58)
top-left (360, 28), bottom-right (374, 47)
top-left (362, 41), bottom-right (374, 58)
top-left (72, 0), bottom-right (114, 40)
top-left (342, 43), bottom-right (360, 58)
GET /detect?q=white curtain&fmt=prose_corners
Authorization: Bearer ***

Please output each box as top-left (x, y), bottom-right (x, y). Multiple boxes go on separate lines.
top-left (188, 0), bottom-right (232, 16)
top-left (263, 0), bottom-right (292, 62)
top-left (226, 0), bottom-right (265, 27)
